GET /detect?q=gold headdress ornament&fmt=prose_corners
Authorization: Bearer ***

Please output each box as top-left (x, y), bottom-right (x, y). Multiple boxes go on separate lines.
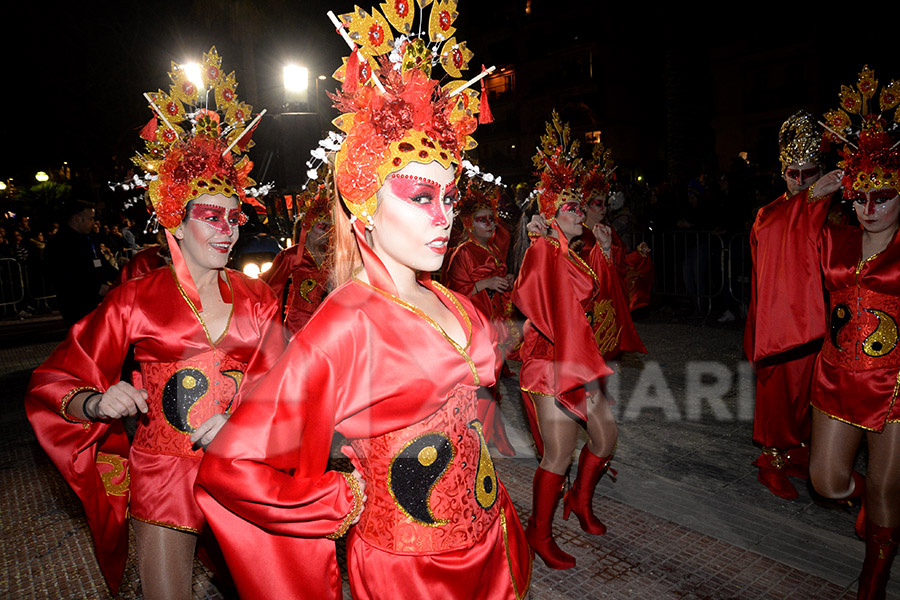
top-left (532, 110), bottom-right (584, 222)
top-left (326, 1), bottom-right (493, 225)
top-left (133, 46), bottom-right (266, 231)
top-left (822, 65), bottom-right (900, 197)
top-left (581, 138), bottom-right (616, 203)
top-left (778, 110), bottom-right (824, 171)
top-left (297, 165), bottom-right (334, 231)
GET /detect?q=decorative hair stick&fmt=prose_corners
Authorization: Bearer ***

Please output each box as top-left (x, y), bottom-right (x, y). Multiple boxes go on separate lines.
top-left (222, 109), bottom-right (267, 156)
top-left (143, 93), bottom-right (180, 141)
top-left (326, 11), bottom-right (387, 93)
top-left (449, 66), bottom-right (496, 98)
top-left (818, 120), bottom-right (859, 150)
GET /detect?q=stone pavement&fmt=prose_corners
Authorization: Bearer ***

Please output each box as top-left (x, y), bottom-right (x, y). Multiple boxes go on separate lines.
top-left (1, 312), bottom-right (897, 599)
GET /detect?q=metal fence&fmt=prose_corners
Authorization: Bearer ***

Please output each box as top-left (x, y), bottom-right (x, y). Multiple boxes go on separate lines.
top-left (0, 257), bottom-right (56, 318)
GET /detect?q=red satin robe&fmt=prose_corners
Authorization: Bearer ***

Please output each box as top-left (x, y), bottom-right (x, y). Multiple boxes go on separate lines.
top-left (744, 189), bottom-right (832, 449)
top-left (445, 235), bottom-right (518, 351)
top-left (812, 224), bottom-right (900, 432)
top-left (25, 266), bottom-right (282, 593)
top-left (582, 225), bottom-right (654, 311)
top-left (514, 235), bottom-right (635, 454)
top-left (261, 243), bottom-right (329, 337)
top-left (195, 278), bottom-right (532, 600)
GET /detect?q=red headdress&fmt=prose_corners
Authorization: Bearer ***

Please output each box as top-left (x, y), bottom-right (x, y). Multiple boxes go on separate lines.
top-left (133, 47), bottom-right (260, 231)
top-left (823, 65), bottom-right (900, 197)
top-left (532, 110), bottom-right (584, 222)
top-left (457, 163), bottom-right (502, 230)
top-left (581, 139), bottom-right (616, 204)
top-left (328, 1), bottom-right (485, 225)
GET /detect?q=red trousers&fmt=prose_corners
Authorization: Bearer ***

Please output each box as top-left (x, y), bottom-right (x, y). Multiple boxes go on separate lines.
top-left (752, 344), bottom-right (818, 450)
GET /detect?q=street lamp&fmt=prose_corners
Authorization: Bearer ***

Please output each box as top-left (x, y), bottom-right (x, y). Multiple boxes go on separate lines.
top-left (35, 171), bottom-right (49, 183)
top-left (283, 65), bottom-right (309, 112)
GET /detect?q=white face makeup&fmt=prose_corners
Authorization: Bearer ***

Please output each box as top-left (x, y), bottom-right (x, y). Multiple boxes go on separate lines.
top-left (371, 161), bottom-right (459, 274)
top-left (784, 161), bottom-right (822, 196)
top-left (555, 199), bottom-right (585, 240)
top-left (471, 208), bottom-right (496, 243)
top-left (852, 187), bottom-right (900, 235)
top-left (175, 193), bottom-right (242, 271)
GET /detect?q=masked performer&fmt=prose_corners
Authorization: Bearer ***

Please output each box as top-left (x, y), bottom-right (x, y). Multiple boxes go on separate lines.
top-left (25, 48), bottom-right (283, 600)
top-left (261, 175), bottom-right (332, 337)
top-left (445, 173), bottom-right (517, 456)
top-left (807, 66), bottom-right (900, 600)
top-left (195, 5), bottom-right (532, 600)
top-left (512, 112), bottom-right (641, 570)
top-left (744, 110), bottom-right (832, 499)
top-left (579, 142), bottom-right (653, 312)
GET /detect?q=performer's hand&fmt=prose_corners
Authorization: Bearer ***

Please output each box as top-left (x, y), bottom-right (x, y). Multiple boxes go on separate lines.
top-left (481, 276), bottom-right (511, 292)
top-left (592, 223), bottom-right (612, 255)
top-left (350, 469), bottom-right (367, 524)
top-left (191, 413), bottom-right (229, 450)
top-left (637, 241), bottom-right (651, 257)
top-left (526, 214), bottom-right (548, 236)
top-left (93, 381), bottom-right (149, 419)
top-left (810, 169), bottom-right (844, 198)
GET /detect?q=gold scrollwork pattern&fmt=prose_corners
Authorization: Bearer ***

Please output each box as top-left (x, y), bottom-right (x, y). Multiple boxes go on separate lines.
top-left (95, 452), bottom-right (130, 497)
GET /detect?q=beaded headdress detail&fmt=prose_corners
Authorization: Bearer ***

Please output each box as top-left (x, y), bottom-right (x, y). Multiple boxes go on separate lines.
top-left (581, 139), bottom-right (616, 203)
top-left (133, 47), bottom-right (264, 231)
top-left (297, 166), bottom-right (334, 231)
top-left (327, 1), bottom-right (491, 224)
top-left (532, 110), bottom-right (584, 222)
top-left (778, 110), bottom-right (825, 171)
top-left (823, 65), bottom-right (900, 197)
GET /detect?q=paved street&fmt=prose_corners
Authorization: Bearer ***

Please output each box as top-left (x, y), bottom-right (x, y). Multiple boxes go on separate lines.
top-left (1, 311), bottom-right (897, 599)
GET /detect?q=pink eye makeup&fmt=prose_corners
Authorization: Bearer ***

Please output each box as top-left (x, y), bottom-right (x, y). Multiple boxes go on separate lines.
top-left (473, 215), bottom-right (495, 225)
top-left (190, 203), bottom-right (246, 235)
top-left (389, 174), bottom-right (458, 226)
top-left (559, 201), bottom-right (584, 215)
top-left (785, 167), bottom-right (819, 181)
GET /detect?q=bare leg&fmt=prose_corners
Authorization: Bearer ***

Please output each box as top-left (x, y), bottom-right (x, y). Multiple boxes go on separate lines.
top-left (584, 386), bottom-right (618, 458)
top-left (809, 408), bottom-right (864, 499)
top-left (532, 393), bottom-right (580, 475)
top-left (133, 519), bottom-right (198, 600)
top-left (865, 422), bottom-right (900, 528)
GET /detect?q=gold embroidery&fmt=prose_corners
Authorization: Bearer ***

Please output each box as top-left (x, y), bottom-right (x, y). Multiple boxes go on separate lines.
top-left (60, 386), bottom-right (101, 427)
top-left (298, 277), bottom-right (318, 302)
top-left (327, 471), bottom-right (366, 540)
top-left (592, 299), bottom-right (621, 356)
top-left (355, 279), bottom-right (480, 385)
top-left (96, 453), bottom-right (130, 497)
top-left (169, 265), bottom-right (235, 347)
top-left (130, 515), bottom-right (201, 534)
top-left (467, 421), bottom-right (498, 510)
top-left (501, 508), bottom-right (531, 600)
top-left (862, 309), bottom-right (899, 357)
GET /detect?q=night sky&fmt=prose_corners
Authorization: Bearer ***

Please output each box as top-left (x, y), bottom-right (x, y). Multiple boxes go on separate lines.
top-left (3, 2), bottom-right (896, 189)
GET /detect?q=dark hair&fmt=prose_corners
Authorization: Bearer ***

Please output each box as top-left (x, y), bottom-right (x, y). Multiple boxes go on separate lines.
top-left (60, 199), bottom-right (95, 223)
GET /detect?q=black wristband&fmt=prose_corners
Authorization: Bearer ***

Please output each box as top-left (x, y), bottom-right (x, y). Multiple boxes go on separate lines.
top-left (83, 392), bottom-right (103, 422)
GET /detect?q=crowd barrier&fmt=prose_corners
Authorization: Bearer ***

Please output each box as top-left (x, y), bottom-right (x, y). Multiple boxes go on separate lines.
top-left (0, 233), bottom-right (753, 321)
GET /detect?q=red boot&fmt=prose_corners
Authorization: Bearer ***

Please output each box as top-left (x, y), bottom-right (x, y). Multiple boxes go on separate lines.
top-left (526, 468), bottom-right (575, 570)
top-left (563, 447), bottom-right (614, 535)
top-left (784, 444), bottom-right (810, 479)
top-left (857, 521), bottom-right (899, 600)
top-left (753, 448), bottom-right (798, 499)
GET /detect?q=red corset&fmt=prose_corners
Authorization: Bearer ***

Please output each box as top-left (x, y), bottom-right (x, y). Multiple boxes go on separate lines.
top-left (348, 384), bottom-right (501, 555)
top-left (132, 350), bottom-right (246, 457)
top-left (822, 287), bottom-right (900, 370)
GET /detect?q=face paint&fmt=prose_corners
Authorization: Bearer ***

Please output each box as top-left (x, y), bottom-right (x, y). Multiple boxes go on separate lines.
top-left (190, 203), bottom-right (247, 236)
top-left (389, 174), bottom-right (459, 226)
top-left (785, 167), bottom-right (820, 183)
top-left (559, 201), bottom-right (585, 218)
top-left (473, 215), bottom-right (495, 225)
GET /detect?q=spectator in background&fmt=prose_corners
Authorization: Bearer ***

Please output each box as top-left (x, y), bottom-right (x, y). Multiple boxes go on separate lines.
top-left (45, 200), bottom-right (118, 326)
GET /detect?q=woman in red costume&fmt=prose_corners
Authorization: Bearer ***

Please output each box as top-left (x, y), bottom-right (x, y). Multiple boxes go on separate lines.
top-left (194, 6), bottom-right (532, 600)
top-left (261, 176), bottom-right (332, 338)
top-left (807, 66), bottom-right (900, 600)
top-left (445, 174), bottom-right (517, 456)
top-left (25, 48), bottom-right (282, 600)
top-left (512, 112), bottom-right (642, 570)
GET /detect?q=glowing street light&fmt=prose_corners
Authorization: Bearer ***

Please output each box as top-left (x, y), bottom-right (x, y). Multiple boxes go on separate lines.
top-left (35, 171), bottom-right (49, 183)
top-left (284, 65), bottom-right (309, 111)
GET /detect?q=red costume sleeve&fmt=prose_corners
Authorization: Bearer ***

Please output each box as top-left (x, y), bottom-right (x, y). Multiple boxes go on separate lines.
top-left (513, 237), bottom-right (612, 398)
top-left (586, 244), bottom-right (647, 356)
top-left (260, 246), bottom-right (298, 308)
top-left (25, 283), bottom-right (138, 594)
top-left (744, 189), bottom-right (830, 362)
top-left (195, 332), bottom-right (357, 600)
